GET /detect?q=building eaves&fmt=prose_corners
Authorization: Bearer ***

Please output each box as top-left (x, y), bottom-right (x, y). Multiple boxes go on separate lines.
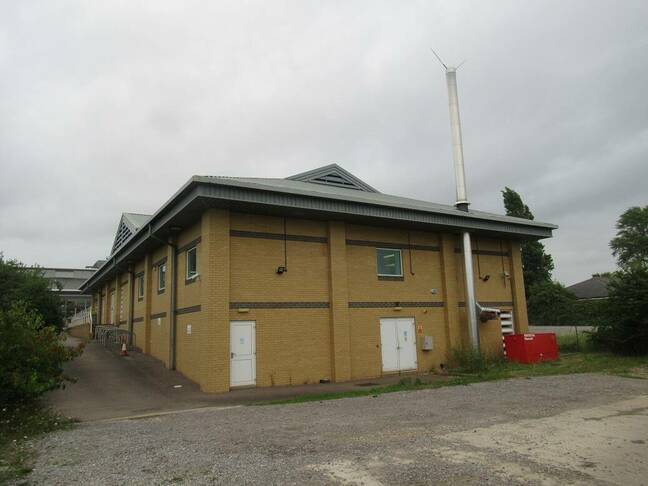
top-left (81, 175), bottom-right (556, 294)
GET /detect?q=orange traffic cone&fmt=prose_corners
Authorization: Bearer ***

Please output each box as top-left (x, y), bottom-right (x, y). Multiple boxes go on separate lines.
top-left (120, 342), bottom-right (128, 356)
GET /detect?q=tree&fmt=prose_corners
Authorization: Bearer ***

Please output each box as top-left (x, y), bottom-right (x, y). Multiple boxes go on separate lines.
top-left (0, 303), bottom-right (77, 404)
top-left (501, 187), bottom-right (555, 295)
top-left (591, 206), bottom-right (648, 354)
top-left (590, 266), bottom-right (648, 354)
top-left (0, 255), bottom-right (63, 331)
top-left (610, 206), bottom-right (648, 269)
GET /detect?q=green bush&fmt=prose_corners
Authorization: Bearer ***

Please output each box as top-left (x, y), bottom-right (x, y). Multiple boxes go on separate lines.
top-left (591, 267), bottom-right (648, 355)
top-left (0, 256), bottom-right (63, 332)
top-left (0, 303), bottom-right (77, 405)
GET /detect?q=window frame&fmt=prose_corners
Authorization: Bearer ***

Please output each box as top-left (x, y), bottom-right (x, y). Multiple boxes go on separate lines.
top-left (185, 246), bottom-right (198, 281)
top-left (137, 275), bottom-right (145, 300)
top-left (158, 263), bottom-right (166, 292)
top-left (376, 247), bottom-right (404, 277)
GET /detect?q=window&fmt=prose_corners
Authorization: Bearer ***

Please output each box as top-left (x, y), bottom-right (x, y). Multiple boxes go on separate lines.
top-left (158, 263), bottom-right (166, 292)
top-left (137, 275), bottom-right (144, 299)
top-left (376, 248), bottom-right (403, 277)
top-left (186, 246), bottom-right (198, 280)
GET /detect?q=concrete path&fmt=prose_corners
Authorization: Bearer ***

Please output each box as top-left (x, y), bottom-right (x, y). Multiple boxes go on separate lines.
top-left (31, 374), bottom-right (648, 485)
top-left (49, 339), bottom-right (447, 422)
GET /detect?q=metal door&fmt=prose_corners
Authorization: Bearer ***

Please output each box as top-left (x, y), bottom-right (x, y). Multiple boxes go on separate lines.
top-left (380, 319), bottom-right (399, 372)
top-left (380, 318), bottom-right (417, 372)
top-left (396, 318), bottom-right (417, 370)
top-left (230, 321), bottom-right (256, 387)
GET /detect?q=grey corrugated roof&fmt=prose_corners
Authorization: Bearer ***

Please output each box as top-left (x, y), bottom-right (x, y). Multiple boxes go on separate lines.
top-left (111, 213), bottom-right (152, 255)
top-left (567, 276), bottom-right (610, 300)
top-left (198, 175), bottom-right (557, 231)
top-left (123, 213), bottom-right (151, 231)
top-left (81, 165), bottom-right (557, 293)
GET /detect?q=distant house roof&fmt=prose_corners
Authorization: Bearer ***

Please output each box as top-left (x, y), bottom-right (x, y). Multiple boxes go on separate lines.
top-left (81, 164), bottom-right (557, 293)
top-left (567, 276), bottom-right (610, 300)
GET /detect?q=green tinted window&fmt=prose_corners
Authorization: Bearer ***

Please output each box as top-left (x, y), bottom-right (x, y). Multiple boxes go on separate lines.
top-left (376, 248), bottom-right (402, 276)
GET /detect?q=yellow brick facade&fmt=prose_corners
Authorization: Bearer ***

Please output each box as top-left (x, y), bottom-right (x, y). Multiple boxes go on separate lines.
top-left (92, 210), bottom-right (529, 394)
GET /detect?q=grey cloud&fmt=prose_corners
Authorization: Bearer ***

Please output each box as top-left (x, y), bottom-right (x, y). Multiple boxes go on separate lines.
top-left (1, 0), bottom-right (646, 284)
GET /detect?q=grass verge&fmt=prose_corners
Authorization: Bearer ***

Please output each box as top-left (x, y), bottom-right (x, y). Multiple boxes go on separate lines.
top-left (259, 352), bottom-right (648, 406)
top-left (0, 402), bottom-right (76, 484)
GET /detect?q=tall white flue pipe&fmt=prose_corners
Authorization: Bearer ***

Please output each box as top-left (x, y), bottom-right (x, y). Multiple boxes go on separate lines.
top-left (445, 67), bottom-right (479, 350)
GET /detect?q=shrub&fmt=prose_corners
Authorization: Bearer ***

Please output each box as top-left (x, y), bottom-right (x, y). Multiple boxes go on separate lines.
top-left (0, 256), bottom-right (63, 332)
top-left (590, 267), bottom-right (648, 355)
top-left (0, 303), bottom-right (77, 405)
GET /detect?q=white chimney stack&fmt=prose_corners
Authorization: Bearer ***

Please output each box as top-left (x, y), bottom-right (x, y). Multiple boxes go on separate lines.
top-left (442, 64), bottom-right (480, 350)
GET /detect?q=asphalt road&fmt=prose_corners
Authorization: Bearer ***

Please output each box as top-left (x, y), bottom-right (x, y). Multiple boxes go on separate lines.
top-left (29, 373), bottom-right (648, 485)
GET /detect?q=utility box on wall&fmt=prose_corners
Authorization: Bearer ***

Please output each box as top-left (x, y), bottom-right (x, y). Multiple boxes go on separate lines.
top-left (422, 336), bottom-right (434, 351)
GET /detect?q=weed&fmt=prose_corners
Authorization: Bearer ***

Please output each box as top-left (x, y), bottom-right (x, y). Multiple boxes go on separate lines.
top-left (0, 401), bottom-right (76, 483)
top-left (258, 352), bottom-right (648, 406)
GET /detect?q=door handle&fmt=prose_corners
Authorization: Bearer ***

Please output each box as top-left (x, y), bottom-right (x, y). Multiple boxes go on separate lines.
top-left (231, 352), bottom-right (235, 359)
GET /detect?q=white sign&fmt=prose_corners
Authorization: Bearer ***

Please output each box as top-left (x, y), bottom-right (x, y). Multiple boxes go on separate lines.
top-left (186, 324), bottom-right (192, 335)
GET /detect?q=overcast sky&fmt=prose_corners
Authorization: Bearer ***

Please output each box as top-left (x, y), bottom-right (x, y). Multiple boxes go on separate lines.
top-left (1, 1), bottom-right (647, 285)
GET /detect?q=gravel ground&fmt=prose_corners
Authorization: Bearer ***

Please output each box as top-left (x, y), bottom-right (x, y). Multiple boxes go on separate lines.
top-left (23, 374), bottom-right (648, 485)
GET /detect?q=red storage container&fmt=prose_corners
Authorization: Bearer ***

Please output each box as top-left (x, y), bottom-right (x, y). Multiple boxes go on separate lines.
top-left (504, 333), bottom-right (559, 364)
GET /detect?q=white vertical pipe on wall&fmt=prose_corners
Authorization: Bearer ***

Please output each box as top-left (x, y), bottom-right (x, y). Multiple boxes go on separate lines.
top-left (444, 66), bottom-right (479, 350)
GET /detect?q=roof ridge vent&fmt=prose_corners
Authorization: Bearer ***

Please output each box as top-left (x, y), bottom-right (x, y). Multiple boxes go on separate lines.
top-left (286, 163), bottom-right (379, 193)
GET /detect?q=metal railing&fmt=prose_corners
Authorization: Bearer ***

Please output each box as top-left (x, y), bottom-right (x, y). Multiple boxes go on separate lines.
top-left (94, 325), bottom-right (133, 352)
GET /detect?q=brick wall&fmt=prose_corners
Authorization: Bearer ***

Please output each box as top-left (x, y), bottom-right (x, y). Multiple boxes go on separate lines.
top-left (106, 209), bottom-right (529, 393)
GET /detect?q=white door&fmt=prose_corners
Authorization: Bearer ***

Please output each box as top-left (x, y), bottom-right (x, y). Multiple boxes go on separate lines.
top-left (396, 319), bottom-right (417, 370)
top-left (380, 320), bottom-right (399, 372)
top-left (230, 321), bottom-right (256, 387)
top-left (380, 318), bottom-right (417, 372)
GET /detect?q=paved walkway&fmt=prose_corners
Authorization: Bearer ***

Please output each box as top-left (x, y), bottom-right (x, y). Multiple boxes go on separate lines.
top-left (48, 338), bottom-right (447, 421)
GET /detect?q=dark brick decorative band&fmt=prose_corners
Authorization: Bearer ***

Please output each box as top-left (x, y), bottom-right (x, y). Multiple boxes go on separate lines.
top-left (454, 248), bottom-right (510, 257)
top-left (349, 301), bottom-right (445, 308)
top-left (346, 239), bottom-right (440, 251)
top-left (153, 256), bottom-right (167, 268)
top-left (230, 230), bottom-right (327, 244)
top-left (150, 312), bottom-right (167, 319)
top-left (132, 317), bottom-right (144, 323)
top-left (378, 276), bottom-right (404, 281)
top-left (119, 320), bottom-right (126, 325)
top-left (176, 305), bottom-right (201, 315)
top-left (176, 237), bottom-right (202, 254)
top-left (230, 301), bottom-right (330, 309)
top-left (458, 301), bottom-right (513, 307)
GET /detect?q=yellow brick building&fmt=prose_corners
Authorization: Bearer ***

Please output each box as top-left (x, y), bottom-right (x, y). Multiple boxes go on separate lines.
top-left (81, 165), bottom-right (555, 393)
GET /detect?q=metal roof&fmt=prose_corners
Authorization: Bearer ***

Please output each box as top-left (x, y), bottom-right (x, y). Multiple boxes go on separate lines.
top-left (198, 175), bottom-right (556, 232)
top-left (81, 165), bottom-right (557, 293)
top-left (111, 213), bottom-right (151, 255)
